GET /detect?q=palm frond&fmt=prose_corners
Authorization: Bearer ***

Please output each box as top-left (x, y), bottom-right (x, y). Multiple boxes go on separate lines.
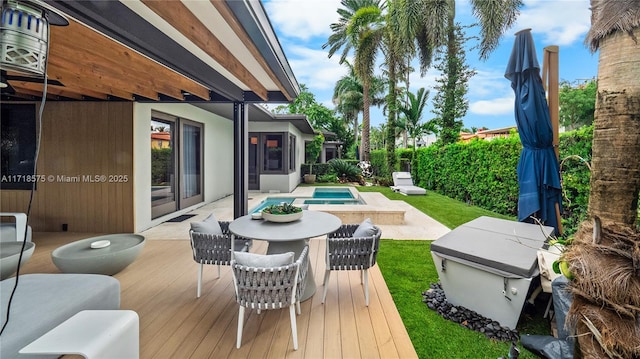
top-left (585, 0), bottom-right (640, 52)
top-left (470, 0), bottom-right (523, 60)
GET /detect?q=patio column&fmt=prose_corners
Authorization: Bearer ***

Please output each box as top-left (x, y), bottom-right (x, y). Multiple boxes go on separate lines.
top-left (233, 101), bottom-right (249, 218)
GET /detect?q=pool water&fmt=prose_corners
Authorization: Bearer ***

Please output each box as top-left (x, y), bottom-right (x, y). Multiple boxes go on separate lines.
top-left (249, 188), bottom-right (364, 213)
top-left (311, 188), bottom-right (355, 199)
top-left (303, 199), bottom-right (362, 205)
top-left (249, 197), bottom-right (295, 214)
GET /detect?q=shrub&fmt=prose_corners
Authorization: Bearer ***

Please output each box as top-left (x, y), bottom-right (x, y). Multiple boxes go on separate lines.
top-left (317, 173), bottom-right (338, 183)
top-left (405, 126), bottom-right (593, 236)
top-left (329, 158), bottom-right (361, 182)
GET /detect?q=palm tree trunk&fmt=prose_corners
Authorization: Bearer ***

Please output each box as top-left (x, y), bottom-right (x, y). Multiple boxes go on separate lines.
top-left (362, 83), bottom-right (371, 161)
top-left (566, 26), bottom-right (640, 359)
top-left (386, 58), bottom-right (398, 175)
top-left (353, 113), bottom-right (359, 148)
top-left (587, 27), bottom-right (640, 224)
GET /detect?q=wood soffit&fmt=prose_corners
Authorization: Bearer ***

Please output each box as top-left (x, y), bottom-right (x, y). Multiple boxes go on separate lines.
top-left (3, 1), bottom-right (293, 103)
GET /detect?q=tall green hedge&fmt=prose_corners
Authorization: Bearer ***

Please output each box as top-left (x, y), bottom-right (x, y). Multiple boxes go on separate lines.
top-left (393, 126), bottom-right (593, 237)
top-left (556, 126), bottom-right (593, 236)
top-left (417, 137), bottom-right (521, 217)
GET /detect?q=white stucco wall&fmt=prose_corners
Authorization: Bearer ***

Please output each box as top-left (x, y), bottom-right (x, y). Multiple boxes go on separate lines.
top-left (133, 103), bottom-right (233, 232)
top-left (249, 121), bottom-right (313, 193)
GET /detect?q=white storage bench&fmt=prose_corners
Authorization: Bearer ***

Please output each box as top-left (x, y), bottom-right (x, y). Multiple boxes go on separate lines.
top-left (430, 216), bottom-right (552, 329)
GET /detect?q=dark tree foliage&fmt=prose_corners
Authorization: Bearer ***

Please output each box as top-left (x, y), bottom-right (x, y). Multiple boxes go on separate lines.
top-left (430, 24), bottom-right (476, 145)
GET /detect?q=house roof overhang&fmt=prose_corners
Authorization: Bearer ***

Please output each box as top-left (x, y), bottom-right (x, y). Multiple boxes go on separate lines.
top-left (1, 0), bottom-right (299, 104)
top-left (193, 102), bottom-right (315, 135)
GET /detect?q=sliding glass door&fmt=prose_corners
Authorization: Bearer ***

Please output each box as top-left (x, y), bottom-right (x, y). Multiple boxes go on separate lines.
top-left (151, 113), bottom-right (203, 219)
top-left (180, 120), bottom-right (203, 208)
top-left (151, 118), bottom-right (176, 218)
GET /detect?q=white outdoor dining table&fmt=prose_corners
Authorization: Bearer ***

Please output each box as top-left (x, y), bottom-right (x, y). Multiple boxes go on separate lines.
top-left (229, 210), bottom-right (342, 301)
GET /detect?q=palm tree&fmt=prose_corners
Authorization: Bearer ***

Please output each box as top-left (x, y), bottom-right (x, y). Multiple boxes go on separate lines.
top-left (382, 0), bottom-right (436, 175)
top-left (380, 0), bottom-right (520, 173)
top-left (333, 62), bottom-right (364, 146)
top-left (333, 61), bottom-right (386, 153)
top-left (563, 1), bottom-right (640, 357)
top-left (324, 0), bottom-right (385, 161)
top-left (399, 87), bottom-right (433, 177)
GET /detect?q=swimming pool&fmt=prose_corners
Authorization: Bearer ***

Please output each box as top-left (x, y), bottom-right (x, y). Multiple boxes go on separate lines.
top-left (249, 197), bottom-right (296, 214)
top-left (311, 188), bottom-right (355, 199)
top-left (249, 188), bottom-right (364, 213)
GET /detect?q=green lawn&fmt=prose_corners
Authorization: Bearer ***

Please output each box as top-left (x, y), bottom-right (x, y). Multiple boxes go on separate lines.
top-left (358, 186), bottom-right (550, 359)
top-left (356, 185), bottom-right (513, 229)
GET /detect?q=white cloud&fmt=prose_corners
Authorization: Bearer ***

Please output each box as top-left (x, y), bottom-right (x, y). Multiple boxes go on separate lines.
top-left (511, 0), bottom-right (591, 45)
top-left (264, 0), bottom-right (341, 41)
top-left (407, 69), bottom-right (439, 92)
top-left (285, 44), bottom-right (347, 92)
top-left (470, 97), bottom-right (514, 116)
top-left (467, 68), bottom-right (514, 117)
top-left (467, 68), bottom-right (512, 96)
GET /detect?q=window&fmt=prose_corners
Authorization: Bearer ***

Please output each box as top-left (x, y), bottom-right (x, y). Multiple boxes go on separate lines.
top-left (1, 104), bottom-right (37, 190)
top-left (289, 134), bottom-right (296, 171)
top-left (263, 133), bottom-right (283, 172)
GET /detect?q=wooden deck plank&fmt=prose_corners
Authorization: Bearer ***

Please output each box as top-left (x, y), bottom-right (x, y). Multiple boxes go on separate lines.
top-left (339, 270), bottom-right (361, 358)
top-left (349, 270), bottom-right (381, 359)
top-left (17, 232), bottom-right (418, 359)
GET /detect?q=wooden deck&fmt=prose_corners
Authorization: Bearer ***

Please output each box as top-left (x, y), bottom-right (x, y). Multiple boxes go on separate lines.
top-left (19, 232), bottom-right (418, 359)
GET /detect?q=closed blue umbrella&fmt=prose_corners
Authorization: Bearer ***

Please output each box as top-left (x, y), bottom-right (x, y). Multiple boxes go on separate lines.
top-left (505, 29), bottom-right (562, 236)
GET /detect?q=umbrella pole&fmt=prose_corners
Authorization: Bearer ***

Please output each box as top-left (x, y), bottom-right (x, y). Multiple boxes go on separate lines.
top-left (543, 45), bottom-right (563, 236)
top-left (543, 45), bottom-right (560, 159)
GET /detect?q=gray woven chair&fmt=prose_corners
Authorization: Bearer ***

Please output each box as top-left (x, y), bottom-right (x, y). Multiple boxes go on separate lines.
top-left (189, 221), bottom-right (252, 298)
top-left (231, 246), bottom-right (309, 350)
top-left (322, 224), bottom-right (382, 306)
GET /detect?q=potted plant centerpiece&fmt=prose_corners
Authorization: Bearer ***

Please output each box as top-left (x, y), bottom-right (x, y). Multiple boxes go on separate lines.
top-left (261, 202), bottom-right (303, 223)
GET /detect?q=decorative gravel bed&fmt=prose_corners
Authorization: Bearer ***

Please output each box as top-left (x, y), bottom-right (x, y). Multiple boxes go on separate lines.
top-left (423, 282), bottom-right (520, 343)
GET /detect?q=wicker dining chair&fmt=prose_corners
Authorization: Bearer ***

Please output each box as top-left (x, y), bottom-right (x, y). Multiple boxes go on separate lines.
top-left (231, 246), bottom-right (309, 350)
top-left (322, 222), bottom-right (382, 306)
top-left (189, 221), bottom-right (252, 298)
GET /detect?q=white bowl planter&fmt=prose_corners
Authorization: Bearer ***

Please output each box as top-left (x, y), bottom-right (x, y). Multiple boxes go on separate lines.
top-left (261, 211), bottom-right (303, 223)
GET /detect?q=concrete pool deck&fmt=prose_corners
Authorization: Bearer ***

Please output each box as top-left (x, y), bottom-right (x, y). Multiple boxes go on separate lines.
top-left (140, 186), bottom-right (451, 241)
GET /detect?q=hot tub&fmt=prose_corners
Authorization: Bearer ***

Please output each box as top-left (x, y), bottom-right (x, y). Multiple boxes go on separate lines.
top-left (430, 216), bottom-right (552, 329)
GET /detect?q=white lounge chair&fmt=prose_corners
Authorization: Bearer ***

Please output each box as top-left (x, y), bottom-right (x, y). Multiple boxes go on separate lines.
top-left (391, 172), bottom-right (426, 195)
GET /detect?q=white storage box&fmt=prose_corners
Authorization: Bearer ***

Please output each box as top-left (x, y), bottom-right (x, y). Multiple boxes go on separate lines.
top-left (430, 216), bottom-right (552, 329)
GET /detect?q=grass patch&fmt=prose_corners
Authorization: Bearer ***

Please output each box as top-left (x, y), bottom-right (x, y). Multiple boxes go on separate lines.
top-left (356, 186), bottom-right (513, 229)
top-left (378, 240), bottom-right (550, 359)
top-left (355, 185), bottom-right (551, 358)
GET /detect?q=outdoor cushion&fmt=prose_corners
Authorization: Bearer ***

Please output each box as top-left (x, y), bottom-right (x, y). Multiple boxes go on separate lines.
top-left (234, 251), bottom-right (294, 268)
top-left (190, 213), bottom-right (223, 235)
top-left (353, 218), bottom-right (376, 237)
top-left (391, 172), bottom-right (427, 196)
top-left (397, 186), bottom-right (427, 195)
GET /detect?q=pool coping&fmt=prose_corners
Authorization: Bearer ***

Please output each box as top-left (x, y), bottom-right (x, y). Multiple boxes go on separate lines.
top-left (140, 186), bottom-right (451, 240)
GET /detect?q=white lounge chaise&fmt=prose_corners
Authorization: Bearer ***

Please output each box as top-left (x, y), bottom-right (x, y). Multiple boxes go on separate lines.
top-left (391, 172), bottom-right (426, 196)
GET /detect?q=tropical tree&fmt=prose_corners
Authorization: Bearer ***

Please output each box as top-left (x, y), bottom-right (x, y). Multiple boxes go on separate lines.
top-left (324, 0), bottom-right (385, 162)
top-left (369, 125), bottom-right (385, 150)
top-left (333, 61), bottom-right (363, 145)
top-left (430, 23), bottom-right (476, 145)
top-left (399, 87), bottom-right (433, 177)
top-left (382, 0), bottom-right (437, 175)
top-left (274, 84), bottom-right (335, 130)
top-left (559, 79), bottom-right (597, 130)
top-left (563, 2), bottom-right (640, 358)
top-left (333, 61), bottom-right (386, 152)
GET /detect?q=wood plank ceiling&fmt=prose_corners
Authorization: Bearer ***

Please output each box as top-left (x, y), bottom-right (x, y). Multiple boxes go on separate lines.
top-left (1, 0), bottom-right (297, 103)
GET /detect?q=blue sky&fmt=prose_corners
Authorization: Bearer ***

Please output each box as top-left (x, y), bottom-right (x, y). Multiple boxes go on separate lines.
top-left (263, 0), bottom-right (599, 131)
